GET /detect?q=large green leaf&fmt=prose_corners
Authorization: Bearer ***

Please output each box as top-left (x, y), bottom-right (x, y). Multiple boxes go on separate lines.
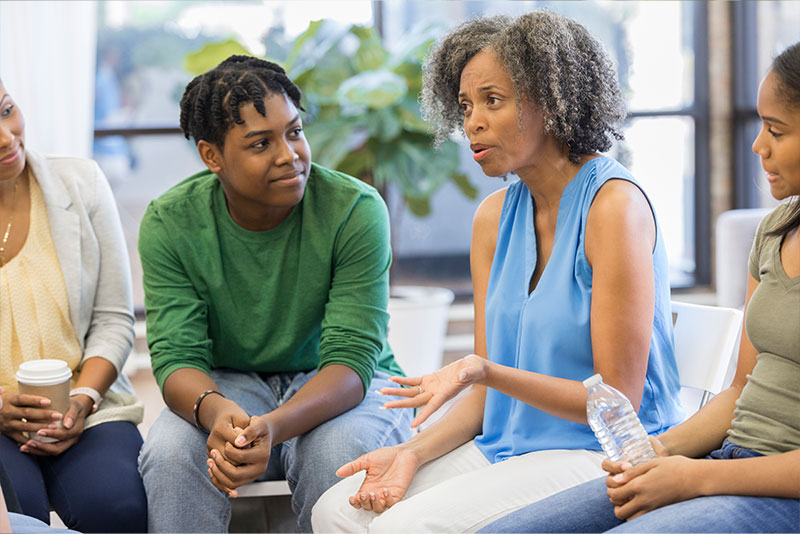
top-left (337, 69), bottom-right (407, 110)
top-left (304, 118), bottom-right (357, 169)
top-left (286, 20), bottom-right (352, 80)
top-left (349, 25), bottom-right (374, 41)
top-left (371, 134), bottom-right (472, 209)
top-left (396, 96), bottom-right (431, 133)
top-left (392, 61), bottom-right (424, 93)
top-left (183, 40), bottom-right (255, 75)
top-left (374, 138), bottom-right (448, 198)
top-left (287, 20), bottom-right (324, 62)
top-left (351, 25), bottom-right (388, 72)
top-left (336, 146), bottom-right (375, 180)
top-left (315, 103), bottom-right (349, 121)
top-left (404, 196), bottom-right (432, 217)
top-left (299, 60), bottom-right (352, 100)
top-left (450, 172), bottom-right (479, 200)
top-left (434, 139), bottom-right (465, 173)
top-left (365, 107), bottom-right (402, 142)
top-left (387, 22), bottom-right (441, 67)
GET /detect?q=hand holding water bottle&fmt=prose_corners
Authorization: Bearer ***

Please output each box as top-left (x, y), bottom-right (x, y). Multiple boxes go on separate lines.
top-left (584, 375), bottom-right (702, 520)
top-left (583, 374), bottom-right (657, 465)
top-left (603, 435), bottom-right (668, 478)
top-left (603, 444), bottom-right (703, 520)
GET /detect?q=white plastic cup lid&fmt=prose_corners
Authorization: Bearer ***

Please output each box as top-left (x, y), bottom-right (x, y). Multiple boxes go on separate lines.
top-left (15, 359), bottom-right (72, 386)
top-left (582, 374), bottom-right (603, 388)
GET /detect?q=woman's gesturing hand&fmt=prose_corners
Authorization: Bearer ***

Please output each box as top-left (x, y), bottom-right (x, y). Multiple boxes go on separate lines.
top-left (336, 445), bottom-right (421, 514)
top-left (379, 354), bottom-right (489, 428)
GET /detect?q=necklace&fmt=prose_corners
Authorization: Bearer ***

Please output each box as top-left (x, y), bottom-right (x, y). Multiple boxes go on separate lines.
top-left (0, 178), bottom-right (18, 267)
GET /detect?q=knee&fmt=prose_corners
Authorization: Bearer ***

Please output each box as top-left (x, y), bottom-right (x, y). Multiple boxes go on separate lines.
top-left (1, 472), bottom-right (49, 523)
top-left (291, 430), bottom-right (365, 499)
top-left (106, 495), bottom-right (148, 532)
top-left (311, 475), bottom-right (367, 533)
top-left (368, 504), bottom-right (434, 534)
top-left (69, 491), bottom-right (148, 533)
top-left (139, 412), bottom-right (207, 485)
top-left (293, 415), bottom-right (393, 482)
top-left (295, 422), bottom-right (368, 466)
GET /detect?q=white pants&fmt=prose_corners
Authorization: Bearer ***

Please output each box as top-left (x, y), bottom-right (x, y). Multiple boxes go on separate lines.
top-left (311, 440), bottom-right (606, 533)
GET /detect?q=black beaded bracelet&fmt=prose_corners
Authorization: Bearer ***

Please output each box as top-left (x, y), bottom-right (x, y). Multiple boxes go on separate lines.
top-left (193, 390), bottom-right (225, 432)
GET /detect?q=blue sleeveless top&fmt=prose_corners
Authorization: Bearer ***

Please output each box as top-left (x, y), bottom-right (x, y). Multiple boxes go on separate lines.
top-left (475, 157), bottom-right (684, 463)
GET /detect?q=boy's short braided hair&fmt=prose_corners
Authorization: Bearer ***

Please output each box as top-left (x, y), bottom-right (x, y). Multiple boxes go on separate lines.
top-left (179, 55), bottom-right (304, 148)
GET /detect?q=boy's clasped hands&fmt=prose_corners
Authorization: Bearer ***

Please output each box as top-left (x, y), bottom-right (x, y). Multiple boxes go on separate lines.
top-left (204, 403), bottom-right (273, 498)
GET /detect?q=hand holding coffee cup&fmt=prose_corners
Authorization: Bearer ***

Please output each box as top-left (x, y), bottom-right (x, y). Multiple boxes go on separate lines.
top-left (0, 387), bottom-right (60, 447)
top-left (15, 360), bottom-right (73, 444)
top-left (28, 391), bottom-right (98, 456)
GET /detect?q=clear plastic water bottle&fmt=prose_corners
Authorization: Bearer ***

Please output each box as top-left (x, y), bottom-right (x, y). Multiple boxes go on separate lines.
top-left (583, 374), bottom-right (656, 465)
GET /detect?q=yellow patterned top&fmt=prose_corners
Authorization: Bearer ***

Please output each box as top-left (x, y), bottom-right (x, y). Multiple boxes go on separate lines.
top-left (0, 170), bottom-right (82, 392)
top-left (0, 171), bottom-right (143, 428)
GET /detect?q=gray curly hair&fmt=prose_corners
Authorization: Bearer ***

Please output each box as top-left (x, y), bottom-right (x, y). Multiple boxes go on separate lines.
top-left (421, 11), bottom-right (626, 164)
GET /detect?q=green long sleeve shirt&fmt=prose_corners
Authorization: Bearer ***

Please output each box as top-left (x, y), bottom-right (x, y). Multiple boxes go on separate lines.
top-left (138, 163), bottom-right (402, 394)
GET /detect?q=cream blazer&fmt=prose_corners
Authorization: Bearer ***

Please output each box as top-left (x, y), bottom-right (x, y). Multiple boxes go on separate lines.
top-left (22, 150), bottom-right (136, 394)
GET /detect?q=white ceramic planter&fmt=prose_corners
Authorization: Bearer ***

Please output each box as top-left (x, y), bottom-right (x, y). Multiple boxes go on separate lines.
top-left (387, 285), bottom-right (455, 377)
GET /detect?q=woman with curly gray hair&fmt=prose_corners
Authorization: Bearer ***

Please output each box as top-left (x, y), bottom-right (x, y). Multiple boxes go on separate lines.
top-left (312, 11), bottom-right (683, 533)
top-left (480, 40), bottom-right (800, 534)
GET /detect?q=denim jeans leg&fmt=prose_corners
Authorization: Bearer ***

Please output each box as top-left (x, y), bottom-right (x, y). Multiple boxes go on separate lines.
top-left (139, 404), bottom-right (227, 533)
top-left (139, 369), bottom-right (282, 533)
top-left (9, 512), bottom-right (81, 534)
top-left (708, 438), bottom-right (765, 460)
top-left (479, 476), bottom-right (619, 533)
top-left (610, 494), bottom-right (800, 533)
top-left (285, 371), bottom-right (414, 532)
top-left (610, 439), bottom-right (800, 532)
top-left (482, 439), bottom-right (800, 534)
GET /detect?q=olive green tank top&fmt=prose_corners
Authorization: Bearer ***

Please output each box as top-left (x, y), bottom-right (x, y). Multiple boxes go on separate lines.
top-left (727, 203), bottom-right (800, 455)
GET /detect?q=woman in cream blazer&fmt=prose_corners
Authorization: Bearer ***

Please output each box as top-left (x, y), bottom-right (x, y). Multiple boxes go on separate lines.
top-left (0, 79), bottom-right (146, 533)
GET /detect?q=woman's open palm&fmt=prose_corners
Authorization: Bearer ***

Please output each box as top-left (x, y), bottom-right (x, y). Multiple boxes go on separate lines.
top-left (336, 446), bottom-right (420, 514)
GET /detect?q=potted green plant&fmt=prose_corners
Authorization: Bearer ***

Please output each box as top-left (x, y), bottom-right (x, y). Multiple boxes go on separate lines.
top-left (185, 20), bottom-right (466, 376)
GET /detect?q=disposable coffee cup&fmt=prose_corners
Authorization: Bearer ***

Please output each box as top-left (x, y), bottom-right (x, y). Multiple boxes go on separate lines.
top-left (16, 359), bottom-right (72, 443)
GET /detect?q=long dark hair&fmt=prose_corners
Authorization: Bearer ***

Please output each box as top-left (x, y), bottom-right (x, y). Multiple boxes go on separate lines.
top-left (767, 42), bottom-right (800, 238)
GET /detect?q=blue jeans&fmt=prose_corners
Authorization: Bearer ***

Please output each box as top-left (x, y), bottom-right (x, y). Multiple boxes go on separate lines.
top-left (481, 440), bottom-right (800, 533)
top-left (9, 512), bottom-right (81, 533)
top-left (139, 369), bottom-right (412, 533)
top-left (0, 421), bottom-right (147, 533)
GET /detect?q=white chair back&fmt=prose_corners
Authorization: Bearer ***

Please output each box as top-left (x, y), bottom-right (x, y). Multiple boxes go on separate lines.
top-left (671, 300), bottom-right (743, 415)
top-left (715, 208), bottom-right (771, 308)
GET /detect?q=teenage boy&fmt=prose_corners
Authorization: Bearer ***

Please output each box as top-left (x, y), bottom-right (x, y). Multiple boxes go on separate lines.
top-left (137, 55), bottom-right (411, 533)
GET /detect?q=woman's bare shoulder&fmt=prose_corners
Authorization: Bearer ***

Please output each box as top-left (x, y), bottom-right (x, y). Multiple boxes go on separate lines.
top-left (473, 187), bottom-right (508, 229)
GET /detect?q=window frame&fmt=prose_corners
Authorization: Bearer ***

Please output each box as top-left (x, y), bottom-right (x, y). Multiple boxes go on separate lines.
top-left (731, 0), bottom-right (762, 209)
top-left (622, 1), bottom-right (710, 287)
